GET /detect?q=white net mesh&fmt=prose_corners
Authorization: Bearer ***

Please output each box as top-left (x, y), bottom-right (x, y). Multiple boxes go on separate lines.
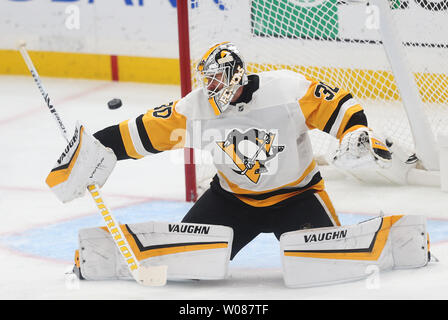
top-left (186, 0), bottom-right (448, 194)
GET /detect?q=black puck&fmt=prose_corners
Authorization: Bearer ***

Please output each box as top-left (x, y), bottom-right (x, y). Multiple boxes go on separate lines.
top-left (107, 98), bottom-right (122, 110)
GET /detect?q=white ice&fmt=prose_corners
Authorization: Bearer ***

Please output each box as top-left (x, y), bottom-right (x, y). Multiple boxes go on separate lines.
top-left (0, 75), bottom-right (447, 300)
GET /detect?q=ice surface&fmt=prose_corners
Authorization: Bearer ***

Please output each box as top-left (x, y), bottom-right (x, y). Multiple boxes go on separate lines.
top-left (0, 76), bottom-right (447, 300)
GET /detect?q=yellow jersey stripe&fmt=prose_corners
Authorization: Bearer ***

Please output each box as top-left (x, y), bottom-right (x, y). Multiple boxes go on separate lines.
top-left (119, 120), bottom-right (144, 159)
top-left (335, 104), bottom-right (364, 139)
top-left (218, 160), bottom-right (317, 195)
top-left (235, 179), bottom-right (325, 207)
top-left (339, 124), bottom-right (366, 141)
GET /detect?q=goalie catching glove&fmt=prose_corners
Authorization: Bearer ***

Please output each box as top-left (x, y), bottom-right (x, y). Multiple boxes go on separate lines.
top-left (333, 127), bottom-right (392, 169)
top-left (45, 122), bottom-right (117, 203)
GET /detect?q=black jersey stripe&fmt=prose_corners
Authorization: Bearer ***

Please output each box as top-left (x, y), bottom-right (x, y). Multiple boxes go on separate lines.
top-left (237, 172), bottom-right (322, 200)
top-left (212, 172), bottom-right (322, 201)
top-left (93, 125), bottom-right (130, 160)
top-left (135, 114), bottom-right (162, 154)
top-left (342, 110), bottom-right (368, 133)
top-left (323, 93), bottom-right (353, 134)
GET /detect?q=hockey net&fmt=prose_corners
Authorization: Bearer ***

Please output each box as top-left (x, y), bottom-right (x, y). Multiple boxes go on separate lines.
top-left (182, 0), bottom-right (448, 197)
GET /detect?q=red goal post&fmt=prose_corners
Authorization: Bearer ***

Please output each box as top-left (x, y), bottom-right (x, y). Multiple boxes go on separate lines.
top-left (177, 0), bottom-right (197, 202)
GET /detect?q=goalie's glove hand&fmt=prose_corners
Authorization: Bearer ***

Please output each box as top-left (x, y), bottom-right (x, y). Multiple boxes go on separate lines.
top-left (45, 122), bottom-right (117, 203)
top-left (332, 127), bottom-right (392, 170)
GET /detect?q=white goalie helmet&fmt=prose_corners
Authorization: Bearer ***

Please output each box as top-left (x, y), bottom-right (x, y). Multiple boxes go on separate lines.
top-left (196, 42), bottom-right (248, 116)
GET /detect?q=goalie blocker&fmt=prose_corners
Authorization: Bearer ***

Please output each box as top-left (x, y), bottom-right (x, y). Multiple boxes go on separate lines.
top-left (45, 122), bottom-right (117, 203)
top-left (280, 214), bottom-right (430, 288)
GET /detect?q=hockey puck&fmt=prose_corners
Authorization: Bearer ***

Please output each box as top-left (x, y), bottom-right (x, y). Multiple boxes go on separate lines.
top-left (107, 98), bottom-right (122, 110)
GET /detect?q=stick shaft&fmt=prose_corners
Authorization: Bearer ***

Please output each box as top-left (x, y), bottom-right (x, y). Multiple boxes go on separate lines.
top-left (87, 185), bottom-right (140, 277)
top-left (18, 46), bottom-right (69, 141)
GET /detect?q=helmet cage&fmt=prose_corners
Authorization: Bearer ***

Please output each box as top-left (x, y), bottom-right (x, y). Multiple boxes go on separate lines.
top-left (200, 63), bottom-right (233, 99)
top-left (197, 42), bottom-right (248, 115)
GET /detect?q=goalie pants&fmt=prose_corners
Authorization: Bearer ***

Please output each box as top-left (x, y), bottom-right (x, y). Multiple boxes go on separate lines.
top-left (182, 176), bottom-right (340, 260)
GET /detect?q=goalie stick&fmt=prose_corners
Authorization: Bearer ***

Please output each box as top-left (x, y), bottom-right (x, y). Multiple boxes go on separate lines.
top-left (18, 42), bottom-right (167, 286)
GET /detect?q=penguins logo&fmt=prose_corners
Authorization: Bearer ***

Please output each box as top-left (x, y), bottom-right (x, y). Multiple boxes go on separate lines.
top-left (217, 128), bottom-right (285, 184)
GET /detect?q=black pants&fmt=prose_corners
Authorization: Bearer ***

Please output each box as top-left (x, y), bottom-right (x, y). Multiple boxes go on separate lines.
top-left (182, 182), bottom-right (338, 260)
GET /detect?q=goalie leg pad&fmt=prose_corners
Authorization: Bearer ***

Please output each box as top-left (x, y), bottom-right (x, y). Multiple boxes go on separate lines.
top-left (77, 221), bottom-right (233, 281)
top-left (280, 215), bottom-right (429, 288)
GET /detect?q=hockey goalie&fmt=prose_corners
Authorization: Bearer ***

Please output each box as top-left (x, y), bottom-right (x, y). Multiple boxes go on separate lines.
top-left (46, 42), bottom-right (430, 287)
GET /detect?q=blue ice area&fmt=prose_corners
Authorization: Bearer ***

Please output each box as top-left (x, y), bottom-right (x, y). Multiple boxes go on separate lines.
top-left (1, 201), bottom-right (447, 268)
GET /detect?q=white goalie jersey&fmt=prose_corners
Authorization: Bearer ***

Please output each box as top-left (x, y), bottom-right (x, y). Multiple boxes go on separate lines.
top-left (97, 70), bottom-right (366, 207)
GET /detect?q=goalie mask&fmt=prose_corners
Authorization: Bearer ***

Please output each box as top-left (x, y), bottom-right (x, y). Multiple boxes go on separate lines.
top-left (197, 42), bottom-right (248, 116)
